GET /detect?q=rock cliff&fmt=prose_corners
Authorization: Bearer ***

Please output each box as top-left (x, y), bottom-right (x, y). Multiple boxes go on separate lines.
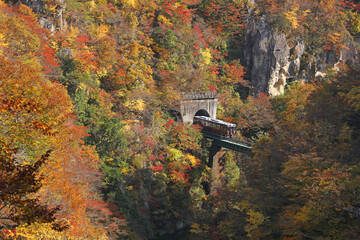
top-left (244, 13), bottom-right (359, 96)
top-left (21, 0), bottom-right (67, 32)
top-left (20, 0), bottom-right (359, 97)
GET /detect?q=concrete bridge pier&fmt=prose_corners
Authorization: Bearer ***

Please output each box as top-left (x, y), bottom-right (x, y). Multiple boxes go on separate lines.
top-left (172, 91), bottom-right (252, 194)
top-left (207, 142), bottom-right (226, 194)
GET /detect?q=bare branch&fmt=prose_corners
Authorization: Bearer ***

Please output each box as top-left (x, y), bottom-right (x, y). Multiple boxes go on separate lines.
top-left (324, 188), bottom-right (360, 217)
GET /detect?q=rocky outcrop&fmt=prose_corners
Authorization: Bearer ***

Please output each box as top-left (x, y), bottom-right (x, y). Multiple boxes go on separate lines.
top-left (340, 35), bottom-right (360, 70)
top-left (244, 16), bottom-right (293, 96)
top-left (244, 14), bottom-right (359, 96)
top-left (22, 0), bottom-right (67, 31)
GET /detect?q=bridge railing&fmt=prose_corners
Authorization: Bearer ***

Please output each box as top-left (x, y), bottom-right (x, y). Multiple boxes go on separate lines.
top-left (181, 91), bottom-right (219, 100)
top-left (228, 138), bottom-right (252, 147)
top-left (203, 132), bottom-right (253, 154)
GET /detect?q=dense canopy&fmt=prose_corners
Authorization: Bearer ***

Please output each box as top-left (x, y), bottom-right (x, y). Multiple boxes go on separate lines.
top-left (0, 0), bottom-right (359, 239)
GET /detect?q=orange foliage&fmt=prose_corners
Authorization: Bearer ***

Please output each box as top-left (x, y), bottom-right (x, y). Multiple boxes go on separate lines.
top-left (0, 3), bottom-right (58, 76)
top-left (0, 54), bottom-right (116, 238)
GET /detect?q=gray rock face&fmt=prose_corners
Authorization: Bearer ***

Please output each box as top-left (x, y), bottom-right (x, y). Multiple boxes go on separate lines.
top-left (244, 14), bottom-right (359, 96)
top-left (245, 16), bottom-right (293, 96)
top-left (21, 0), bottom-right (44, 12)
top-left (340, 35), bottom-right (360, 71)
top-left (21, 0), bottom-right (67, 31)
top-left (58, 47), bottom-right (73, 60)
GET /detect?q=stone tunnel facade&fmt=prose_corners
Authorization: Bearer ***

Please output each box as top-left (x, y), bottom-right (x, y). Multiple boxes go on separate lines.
top-left (177, 92), bottom-right (218, 123)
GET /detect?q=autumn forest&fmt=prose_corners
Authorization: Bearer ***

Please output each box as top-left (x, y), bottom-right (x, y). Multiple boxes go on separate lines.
top-left (1, 0), bottom-right (360, 239)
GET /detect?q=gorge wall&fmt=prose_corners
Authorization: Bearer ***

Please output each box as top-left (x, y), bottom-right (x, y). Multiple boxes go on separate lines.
top-left (244, 14), bottom-right (360, 97)
top-left (19, 0), bottom-right (359, 98)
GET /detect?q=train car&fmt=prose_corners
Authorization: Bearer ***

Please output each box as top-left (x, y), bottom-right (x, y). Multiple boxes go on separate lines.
top-left (193, 116), bottom-right (236, 139)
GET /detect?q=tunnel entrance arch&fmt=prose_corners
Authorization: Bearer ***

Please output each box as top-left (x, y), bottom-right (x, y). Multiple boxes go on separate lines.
top-left (174, 92), bottom-right (218, 123)
top-left (194, 109), bottom-right (210, 118)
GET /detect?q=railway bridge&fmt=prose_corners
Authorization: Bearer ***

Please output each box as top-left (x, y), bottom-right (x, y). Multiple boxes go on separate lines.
top-left (173, 91), bottom-right (252, 154)
top-left (173, 91), bottom-right (253, 193)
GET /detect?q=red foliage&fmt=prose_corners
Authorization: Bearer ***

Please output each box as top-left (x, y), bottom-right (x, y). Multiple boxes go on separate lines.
top-left (202, 0), bottom-right (245, 35)
top-left (209, 85), bottom-right (216, 93)
top-left (149, 164), bottom-right (164, 172)
top-left (2, 4), bottom-right (59, 75)
top-left (76, 34), bottom-right (91, 47)
top-left (210, 66), bottom-right (220, 75)
top-left (341, 0), bottom-right (360, 10)
top-left (165, 119), bottom-right (176, 130)
top-left (224, 60), bottom-right (248, 87)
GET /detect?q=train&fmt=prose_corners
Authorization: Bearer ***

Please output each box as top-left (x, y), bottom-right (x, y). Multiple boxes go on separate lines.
top-left (193, 116), bottom-right (236, 139)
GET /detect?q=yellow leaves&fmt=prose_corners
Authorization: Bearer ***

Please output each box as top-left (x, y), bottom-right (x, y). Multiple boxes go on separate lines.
top-left (87, 0), bottom-right (96, 10)
top-left (96, 24), bottom-right (110, 38)
top-left (200, 48), bottom-right (212, 65)
top-left (1, 55), bottom-right (110, 237)
top-left (276, 82), bottom-right (317, 128)
top-left (48, 4), bottom-right (58, 14)
top-left (121, 119), bottom-right (139, 132)
top-left (169, 173), bottom-right (178, 182)
top-left (134, 99), bottom-right (146, 111)
top-left (282, 153), bottom-right (321, 183)
top-left (158, 15), bottom-right (173, 26)
top-left (327, 32), bottom-right (342, 45)
top-left (0, 32), bottom-right (8, 55)
top-left (324, 31), bottom-right (348, 52)
top-left (66, 25), bottom-right (80, 45)
top-left (124, 99), bottom-right (146, 112)
top-left (76, 82), bottom-right (92, 96)
top-left (294, 206), bottom-right (312, 226)
top-left (284, 6), bottom-right (299, 29)
top-left (302, 9), bottom-right (311, 19)
top-left (128, 12), bottom-right (139, 28)
top-left (232, 0), bottom-right (246, 5)
top-left (119, 41), bottom-right (154, 87)
top-left (283, 5), bottom-right (311, 29)
top-left (348, 11), bottom-right (360, 35)
top-left (173, 2), bottom-right (181, 8)
top-left (186, 154), bottom-right (200, 167)
top-left (14, 222), bottom-right (72, 240)
top-left (121, 168), bottom-right (129, 175)
top-left (235, 201), bottom-right (266, 238)
top-left (182, 0), bottom-right (201, 5)
top-left (96, 67), bottom-right (108, 78)
top-left (122, 0), bottom-right (137, 8)
top-left (0, 14), bottom-right (40, 67)
top-left (167, 148), bottom-right (184, 161)
top-left (49, 39), bottom-right (59, 54)
top-left (244, 209), bottom-right (266, 237)
top-left (128, 0), bottom-right (137, 7)
top-left (344, 86), bottom-right (360, 111)
top-left (1, 57), bottom-right (69, 159)
top-left (190, 223), bottom-right (209, 235)
top-left (124, 42), bottom-right (141, 58)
